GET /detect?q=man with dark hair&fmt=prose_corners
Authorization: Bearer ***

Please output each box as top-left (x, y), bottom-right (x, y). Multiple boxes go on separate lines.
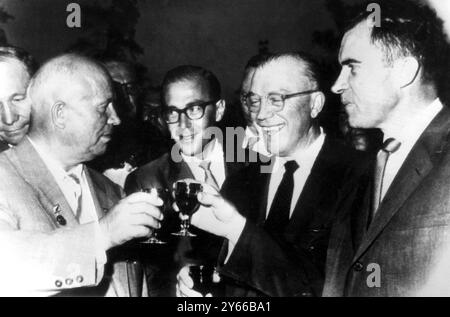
top-left (0, 46), bottom-right (38, 151)
top-left (324, 0), bottom-right (450, 296)
top-left (176, 52), bottom-right (364, 297)
top-left (125, 65), bottom-right (251, 296)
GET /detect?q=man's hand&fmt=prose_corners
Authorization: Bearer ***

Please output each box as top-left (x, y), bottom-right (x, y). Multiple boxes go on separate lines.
top-left (99, 191), bottom-right (163, 250)
top-left (176, 265), bottom-right (211, 297)
top-left (190, 183), bottom-right (246, 244)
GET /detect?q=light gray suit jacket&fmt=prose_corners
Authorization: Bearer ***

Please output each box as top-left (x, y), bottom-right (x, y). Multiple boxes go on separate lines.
top-left (0, 138), bottom-right (147, 296)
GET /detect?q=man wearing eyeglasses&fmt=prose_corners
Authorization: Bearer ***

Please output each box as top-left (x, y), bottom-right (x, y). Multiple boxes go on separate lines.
top-left (176, 52), bottom-right (365, 297)
top-left (125, 65), bottom-right (252, 296)
top-left (239, 54), bottom-right (271, 156)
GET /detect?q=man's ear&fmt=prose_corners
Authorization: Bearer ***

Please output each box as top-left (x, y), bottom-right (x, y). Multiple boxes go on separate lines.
top-left (310, 91), bottom-right (325, 119)
top-left (51, 101), bottom-right (67, 129)
top-left (393, 56), bottom-right (420, 89)
top-left (215, 99), bottom-right (226, 122)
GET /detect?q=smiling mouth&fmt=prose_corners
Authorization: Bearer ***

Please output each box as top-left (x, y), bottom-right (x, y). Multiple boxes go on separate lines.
top-left (179, 134), bottom-right (195, 142)
top-left (260, 124), bottom-right (285, 135)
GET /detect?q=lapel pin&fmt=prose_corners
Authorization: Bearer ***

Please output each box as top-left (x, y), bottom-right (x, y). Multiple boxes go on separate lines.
top-left (53, 204), bottom-right (67, 226)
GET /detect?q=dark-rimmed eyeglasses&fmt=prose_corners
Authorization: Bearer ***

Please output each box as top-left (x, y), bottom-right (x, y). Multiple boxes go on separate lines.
top-left (162, 100), bottom-right (217, 124)
top-left (247, 89), bottom-right (319, 113)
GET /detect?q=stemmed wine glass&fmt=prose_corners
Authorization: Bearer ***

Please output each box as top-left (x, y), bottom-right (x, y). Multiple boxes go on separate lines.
top-left (171, 180), bottom-right (203, 237)
top-left (140, 187), bottom-right (170, 244)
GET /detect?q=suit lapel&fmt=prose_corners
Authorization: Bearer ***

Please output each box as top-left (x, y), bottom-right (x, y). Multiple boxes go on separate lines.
top-left (8, 138), bottom-right (78, 227)
top-left (352, 107), bottom-right (450, 263)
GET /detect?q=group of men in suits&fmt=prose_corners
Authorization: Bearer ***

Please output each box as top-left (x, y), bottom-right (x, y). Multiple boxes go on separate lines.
top-left (176, 0), bottom-right (450, 297)
top-left (1, 0), bottom-right (450, 297)
top-left (0, 54), bottom-right (163, 296)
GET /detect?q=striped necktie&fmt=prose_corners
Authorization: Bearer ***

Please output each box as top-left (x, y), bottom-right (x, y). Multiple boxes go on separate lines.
top-left (199, 160), bottom-right (220, 190)
top-left (370, 138), bottom-right (401, 225)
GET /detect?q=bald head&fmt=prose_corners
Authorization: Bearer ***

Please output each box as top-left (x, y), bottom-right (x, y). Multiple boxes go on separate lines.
top-left (27, 54), bottom-right (120, 168)
top-left (28, 54), bottom-right (111, 132)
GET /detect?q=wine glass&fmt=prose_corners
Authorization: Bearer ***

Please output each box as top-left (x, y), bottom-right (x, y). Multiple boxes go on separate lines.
top-left (140, 187), bottom-right (169, 244)
top-left (171, 180), bottom-right (202, 237)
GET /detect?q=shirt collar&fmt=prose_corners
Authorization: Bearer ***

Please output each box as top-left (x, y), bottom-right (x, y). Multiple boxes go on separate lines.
top-left (382, 98), bottom-right (443, 144)
top-left (27, 136), bottom-right (84, 183)
top-left (273, 127), bottom-right (326, 173)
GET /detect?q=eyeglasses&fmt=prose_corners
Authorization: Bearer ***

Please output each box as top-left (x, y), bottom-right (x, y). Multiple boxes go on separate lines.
top-left (162, 100), bottom-right (217, 124)
top-left (247, 89), bottom-right (319, 113)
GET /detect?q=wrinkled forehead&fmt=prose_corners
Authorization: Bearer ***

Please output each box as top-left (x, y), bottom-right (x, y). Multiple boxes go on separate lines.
top-left (251, 59), bottom-right (311, 93)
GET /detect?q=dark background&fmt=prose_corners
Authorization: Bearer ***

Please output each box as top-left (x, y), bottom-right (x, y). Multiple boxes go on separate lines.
top-left (0, 0), bottom-right (366, 101)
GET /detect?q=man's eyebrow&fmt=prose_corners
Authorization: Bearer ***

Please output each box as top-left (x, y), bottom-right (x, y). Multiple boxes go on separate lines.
top-left (341, 58), bottom-right (361, 66)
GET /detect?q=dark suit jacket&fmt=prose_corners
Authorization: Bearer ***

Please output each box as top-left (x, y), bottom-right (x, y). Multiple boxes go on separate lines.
top-left (323, 105), bottom-right (450, 297)
top-left (0, 138), bottom-right (146, 296)
top-left (218, 137), bottom-right (365, 297)
top-left (124, 143), bottom-right (257, 296)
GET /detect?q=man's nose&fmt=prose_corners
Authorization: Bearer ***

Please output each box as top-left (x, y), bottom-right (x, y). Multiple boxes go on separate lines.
top-left (331, 70), bottom-right (348, 95)
top-left (256, 99), bottom-right (274, 122)
top-left (178, 113), bottom-right (191, 129)
top-left (0, 102), bottom-right (19, 125)
top-left (107, 103), bottom-right (121, 126)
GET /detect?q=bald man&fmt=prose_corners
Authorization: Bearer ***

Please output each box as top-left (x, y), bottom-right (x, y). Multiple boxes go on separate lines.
top-left (0, 54), bottom-right (162, 296)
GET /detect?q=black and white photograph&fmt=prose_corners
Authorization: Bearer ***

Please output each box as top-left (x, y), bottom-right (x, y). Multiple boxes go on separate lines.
top-left (0, 0), bottom-right (450, 299)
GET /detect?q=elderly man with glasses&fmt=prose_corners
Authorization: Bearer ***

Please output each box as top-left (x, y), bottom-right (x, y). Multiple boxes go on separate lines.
top-left (176, 52), bottom-right (366, 297)
top-left (125, 65), bottom-right (253, 296)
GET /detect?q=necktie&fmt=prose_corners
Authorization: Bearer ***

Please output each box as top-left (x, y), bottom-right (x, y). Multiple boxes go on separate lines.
top-left (68, 173), bottom-right (83, 222)
top-left (199, 160), bottom-right (220, 190)
top-left (265, 160), bottom-right (299, 235)
top-left (370, 138), bottom-right (401, 224)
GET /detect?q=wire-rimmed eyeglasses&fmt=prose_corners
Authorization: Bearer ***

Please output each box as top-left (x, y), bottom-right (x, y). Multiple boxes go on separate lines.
top-left (246, 89), bottom-right (319, 113)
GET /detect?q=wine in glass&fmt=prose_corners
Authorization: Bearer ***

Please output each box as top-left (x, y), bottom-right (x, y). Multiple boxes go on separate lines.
top-left (140, 187), bottom-right (169, 244)
top-left (172, 180), bottom-right (202, 237)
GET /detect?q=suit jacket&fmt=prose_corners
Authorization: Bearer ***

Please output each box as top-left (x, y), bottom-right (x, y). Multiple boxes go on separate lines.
top-left (323, 106), bottom-right (450, 297)
top-left (0, 138), bottom-right (147, 296)
top-left (218, 137), bottom-right (365, 297)
top-left (124, 142), bottom-right (256, 296)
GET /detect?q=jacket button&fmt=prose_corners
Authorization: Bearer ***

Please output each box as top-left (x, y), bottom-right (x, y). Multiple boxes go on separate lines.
top-left (76, 275), bottom-right (84, 283)
top-left (55, 280), bottom-right (63, 288)
top-left (353, 262), bottom-right (364, 272)
top-left (65, 278), bottom-right (73, 286)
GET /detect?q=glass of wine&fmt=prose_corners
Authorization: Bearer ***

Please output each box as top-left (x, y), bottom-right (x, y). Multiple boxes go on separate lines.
top-left (172, 180), bottom-right (202, 237)
top-left (140, 187), bottom-right (170, 244)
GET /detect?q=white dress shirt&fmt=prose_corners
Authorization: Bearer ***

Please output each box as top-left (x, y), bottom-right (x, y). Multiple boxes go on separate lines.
top-left (266, 129), bottom-right (326, 218)
top-left (181, 138), bottom-right (226, 188)
top-left (381, 98), bottom-right (443, 200)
